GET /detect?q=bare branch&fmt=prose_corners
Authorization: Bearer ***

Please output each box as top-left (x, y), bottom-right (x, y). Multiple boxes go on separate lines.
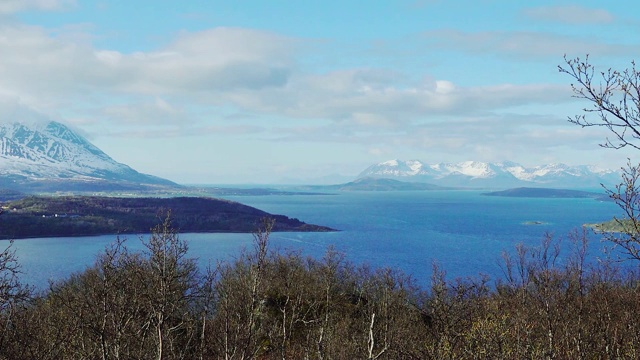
top-left (560, 55), bottom-right (640, 150)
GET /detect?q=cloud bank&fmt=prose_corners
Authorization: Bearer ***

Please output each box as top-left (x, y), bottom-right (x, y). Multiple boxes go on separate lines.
top-left (523, 5), bottom-right (615, 25)
top-left (0, 5), bottom-right (636, 182)
top-left (0, 0), bottom-right (75, 14)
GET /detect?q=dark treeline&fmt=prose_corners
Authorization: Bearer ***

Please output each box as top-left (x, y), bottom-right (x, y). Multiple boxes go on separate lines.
top-left (1, 216), bottom-right (640, 359)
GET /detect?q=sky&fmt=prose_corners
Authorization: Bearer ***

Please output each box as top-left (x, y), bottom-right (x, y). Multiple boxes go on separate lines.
top-left (0, 0), bottom-right (639, 184)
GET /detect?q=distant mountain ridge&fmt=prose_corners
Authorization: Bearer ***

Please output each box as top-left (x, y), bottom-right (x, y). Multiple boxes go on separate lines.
top-left (292, 177), bottom-right (450, 192)
top-left (0, 121), bottom-right (177, 192)
top-left (359, 159), bottom-right (621, 189)
top-left (483, 187), bottom-right (607, 199)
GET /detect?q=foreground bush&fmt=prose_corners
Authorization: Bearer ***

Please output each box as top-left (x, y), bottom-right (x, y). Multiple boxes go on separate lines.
top-left (1, 218), bottom-right (640, 359)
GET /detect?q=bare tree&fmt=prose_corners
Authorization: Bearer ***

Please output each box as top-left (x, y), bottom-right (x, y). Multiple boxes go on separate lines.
top-left (0, 240), bottom-right (30, 353)
top-left (560, 56), bottom-right (640, 260)
top-left (142, 210), bottom-right (199, 360)
top-left (559, 55), bottom-right (640, 150)
top-left (213, 217), bottom-right (274, 360)
top-left (0, 240), bottom-right (27, 311)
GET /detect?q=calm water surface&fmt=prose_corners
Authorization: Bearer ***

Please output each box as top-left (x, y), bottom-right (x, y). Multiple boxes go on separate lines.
top-left (1, 191), bottom-right (624, 289)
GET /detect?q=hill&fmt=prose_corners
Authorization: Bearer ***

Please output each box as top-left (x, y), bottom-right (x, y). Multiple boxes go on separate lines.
top-left (289, 177), bottom-right (449, 192)
top-left (327, 177), bottom-right (447, 191)
top-left (0, 196), bottom-right (334, 239)
top-left (0, 188), bottom-right (25, 201)
top-left (482, 187), bottom-right (608, 199)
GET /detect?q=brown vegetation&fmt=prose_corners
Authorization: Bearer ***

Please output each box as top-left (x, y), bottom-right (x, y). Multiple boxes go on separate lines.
top-left (1, 214), bottom-right (640, 359)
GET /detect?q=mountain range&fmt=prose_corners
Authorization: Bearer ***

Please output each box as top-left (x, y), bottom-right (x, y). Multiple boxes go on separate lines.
top-left (0, 120), bottom-right (626, 192)
top-left (0, 121), bottom-right (177, 192)
top-left (358, 159), bottom-right (622, 189)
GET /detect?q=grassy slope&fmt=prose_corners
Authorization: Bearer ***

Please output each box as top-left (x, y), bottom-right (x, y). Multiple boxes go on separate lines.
top-left (586, 218), bottom-right (638, 233)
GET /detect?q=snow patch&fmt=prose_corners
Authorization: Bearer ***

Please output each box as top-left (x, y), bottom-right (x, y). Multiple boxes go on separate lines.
top-left (359, 159), bottom-right (621, 187)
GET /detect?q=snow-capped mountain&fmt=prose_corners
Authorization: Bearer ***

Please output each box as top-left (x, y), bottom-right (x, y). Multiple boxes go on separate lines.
top-left (358, 160), bottom-right (621, 189)
top-left (0, 121), bottom-right (177, 191)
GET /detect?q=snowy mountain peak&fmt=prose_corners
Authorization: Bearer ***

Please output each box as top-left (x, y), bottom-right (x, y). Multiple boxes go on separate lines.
top-left (0, 120), bottom-right (176, 191)
top-left (361, 159), bottom-right (428, 177)
top-left (453, 161), bottom-right (496, 178)
top-left (358, 159), bottom-right (621, 189)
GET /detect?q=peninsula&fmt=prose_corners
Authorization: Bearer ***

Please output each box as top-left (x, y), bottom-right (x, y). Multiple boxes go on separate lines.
top-left (0, 196), bottom-right (335, 239)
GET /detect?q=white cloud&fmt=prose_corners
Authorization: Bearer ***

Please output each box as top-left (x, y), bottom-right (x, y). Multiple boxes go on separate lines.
top-left (0, 24), bottom-right (296, 98)
top-left (421, 29), bottom-right (635, 59)
top-left (523, 5), bottom-right (615, 25)
top-left (100, 98), bottom-right (189, 126)
top-left (367, 147), bottom-right (389, 156)
top-left (101, 28), bottom-right (297, 95)
top-left (0, 0), bottom-right (76, 14)
top-left (435, 80), bottom-right (455, 94)
top-left (351, 112), bottom-right (395, 127)
top-left (230, 71), bottom-right (569, 126)
top-left (268, 108), bottom-right (620, 166)
top-left (0, 97), bottom-right (51, 125)
top-left (0, 19), bottom-right (609, 166)
top-left (0, 23), bottom-right (100, 98)
top-left (0, 22), bottom-right (588, 131)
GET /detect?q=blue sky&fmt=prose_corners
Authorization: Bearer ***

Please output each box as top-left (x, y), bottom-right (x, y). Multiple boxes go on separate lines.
top-left (1, 0), bottom-right (639, 183)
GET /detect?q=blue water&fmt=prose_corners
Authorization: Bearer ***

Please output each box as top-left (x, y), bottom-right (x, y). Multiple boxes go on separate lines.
top-left (1, 191), bottom-right (624, 290)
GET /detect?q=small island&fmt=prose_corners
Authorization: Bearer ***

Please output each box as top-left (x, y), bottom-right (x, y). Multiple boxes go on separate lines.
top-left (0, 196), bottom-right (335, 239)
top-left (522, 220), bottom-right (549, 226)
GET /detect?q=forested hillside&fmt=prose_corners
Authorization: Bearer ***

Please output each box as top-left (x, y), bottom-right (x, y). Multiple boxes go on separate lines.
top-left (0, 196), bottom-right (333, 238)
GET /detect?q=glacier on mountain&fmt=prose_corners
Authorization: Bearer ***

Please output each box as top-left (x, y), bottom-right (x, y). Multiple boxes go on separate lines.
top-left (359, 159), bottom-right (620, 189)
